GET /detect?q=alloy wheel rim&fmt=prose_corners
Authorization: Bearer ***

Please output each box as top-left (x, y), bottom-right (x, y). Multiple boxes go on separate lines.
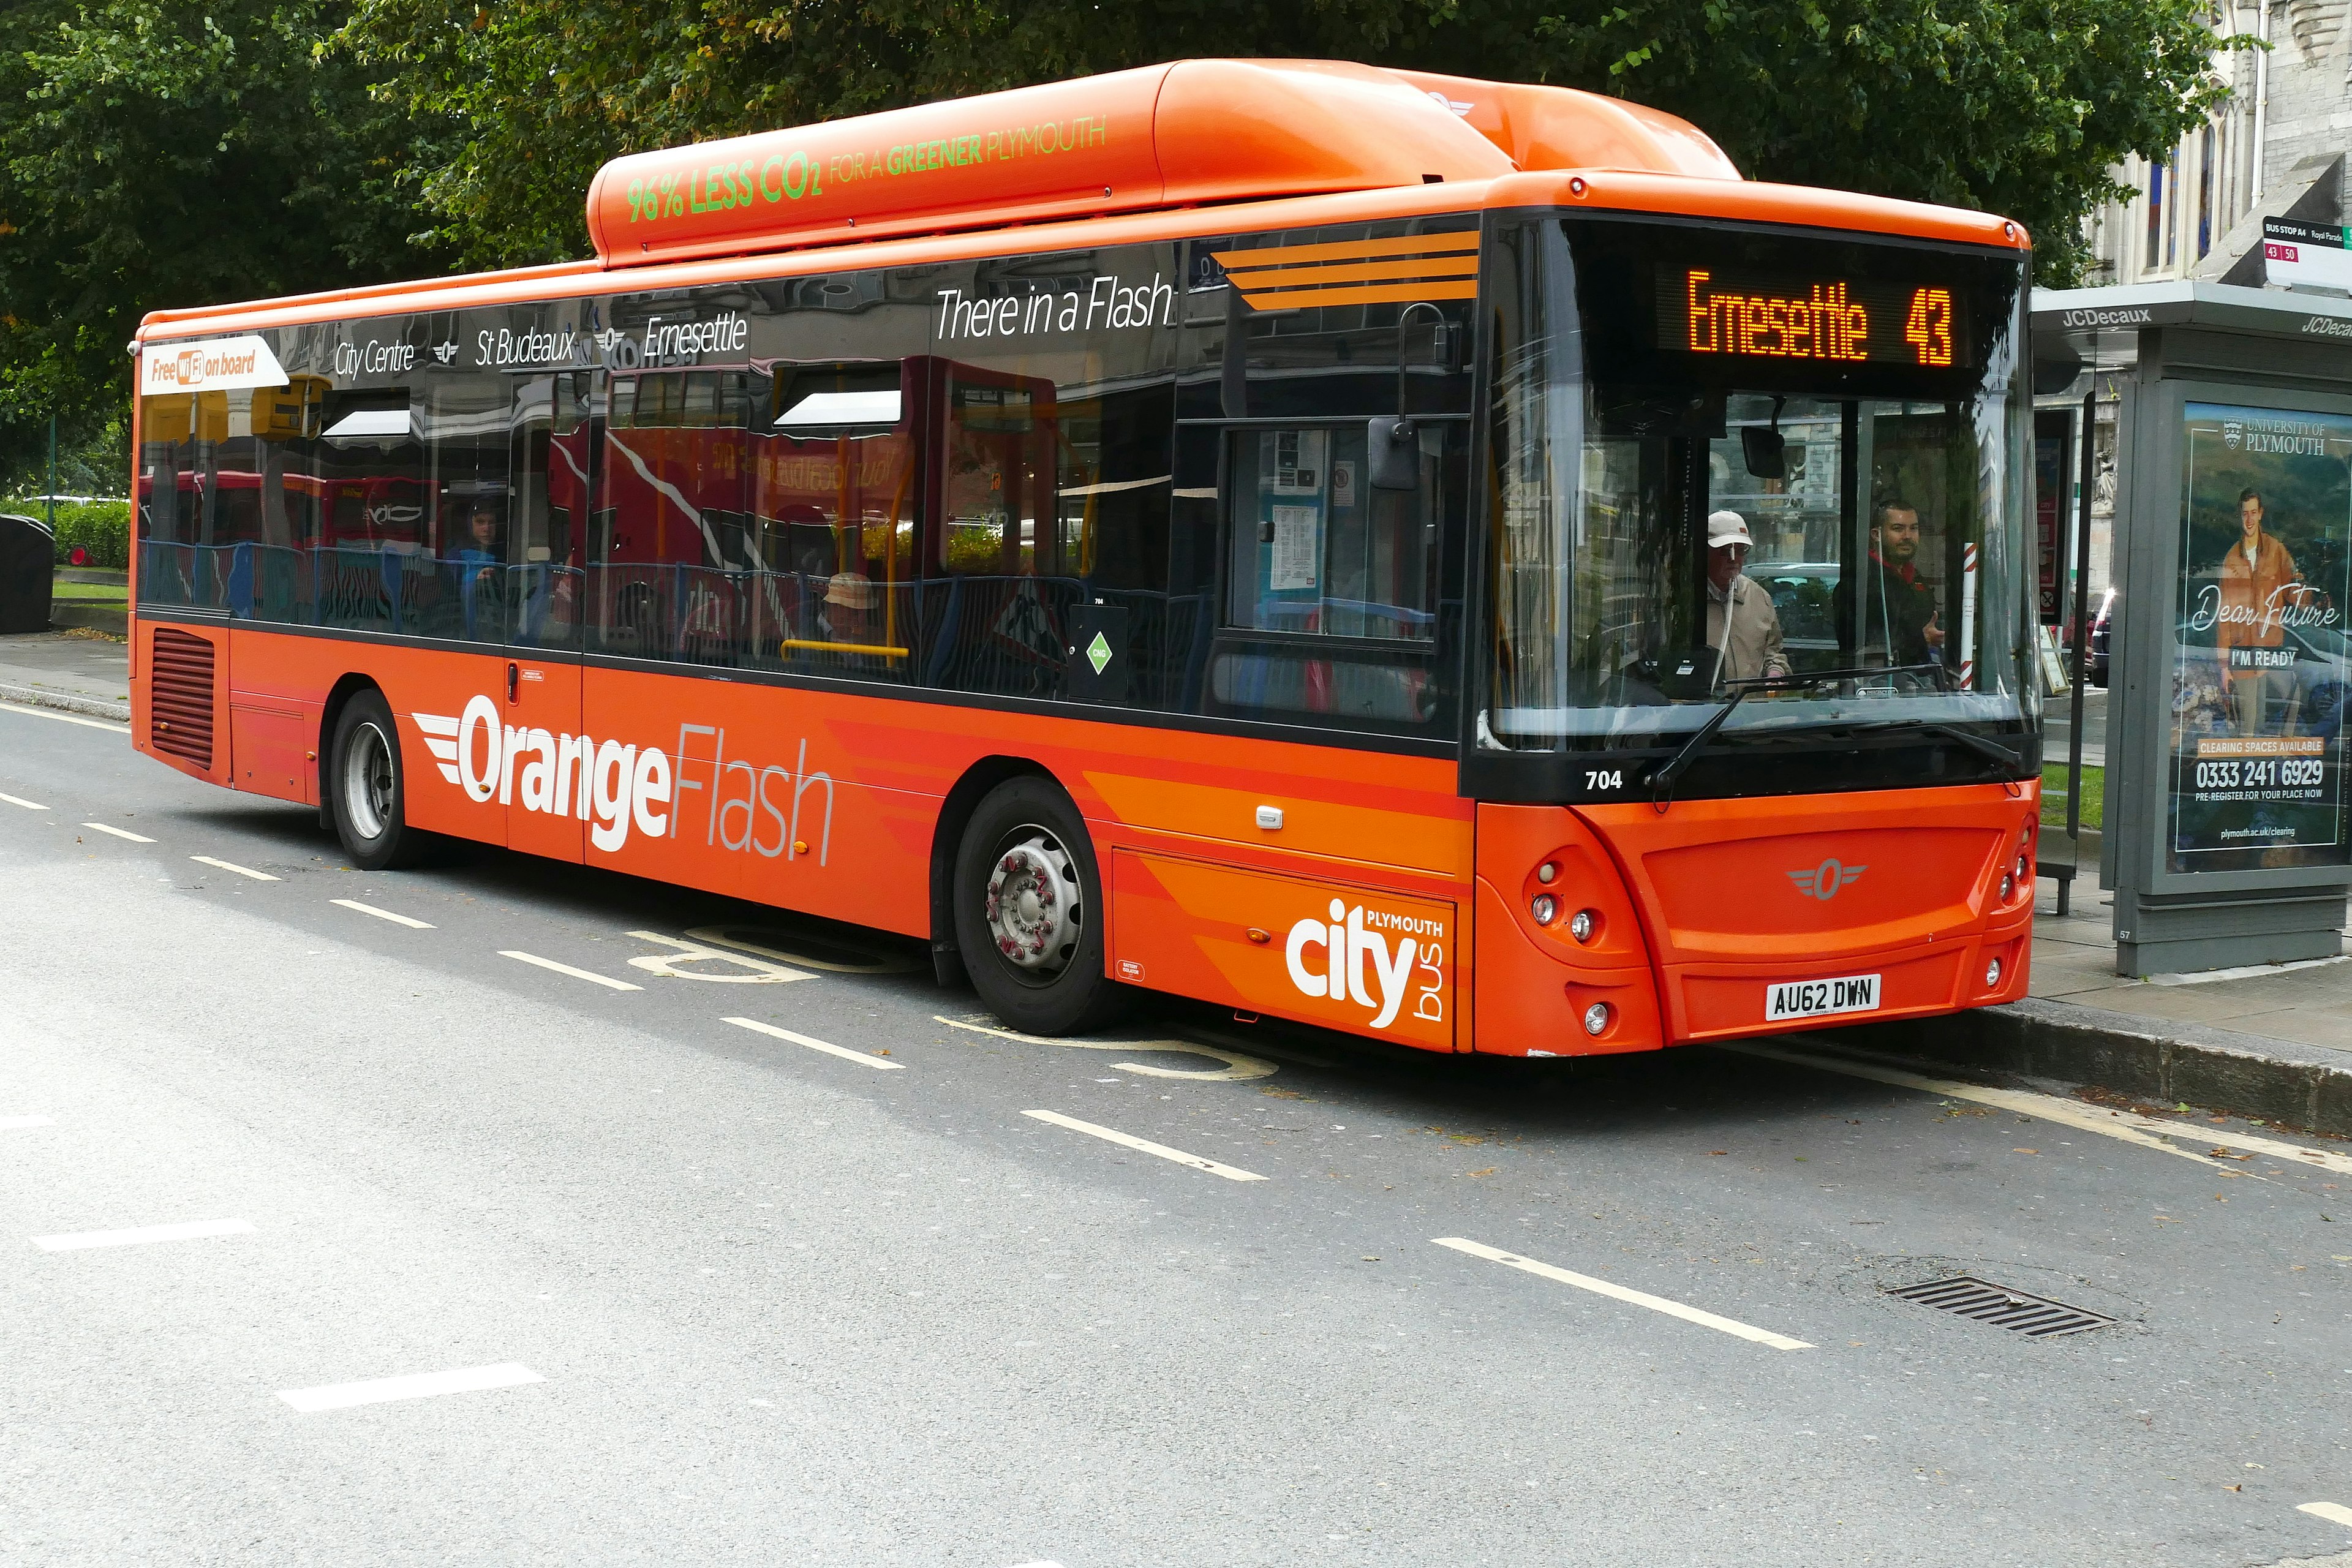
top-left (982, 826), bottom-right (1080, 983)
top-left (344, 722), bottom-right (394, 842)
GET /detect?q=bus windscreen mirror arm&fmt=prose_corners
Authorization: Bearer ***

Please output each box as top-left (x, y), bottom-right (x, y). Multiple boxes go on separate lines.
top-left (1368, 417), bottom-right (1419, 491)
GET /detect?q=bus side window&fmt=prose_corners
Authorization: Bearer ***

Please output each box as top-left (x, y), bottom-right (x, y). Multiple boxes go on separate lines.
top-left (312, 391), bottom-right (423, 636)
top-left (1208, 421), bottom-right (1457, 730)
top-left (755, 359), bottom-right (917, 678)
top-left (592, 369), bottom-right (752, 665)
top-left (508, 374), bottom-right (584, 652)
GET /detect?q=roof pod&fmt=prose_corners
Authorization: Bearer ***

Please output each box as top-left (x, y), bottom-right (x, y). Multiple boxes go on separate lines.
top-left (584, 59), bottom-right (1741, 270)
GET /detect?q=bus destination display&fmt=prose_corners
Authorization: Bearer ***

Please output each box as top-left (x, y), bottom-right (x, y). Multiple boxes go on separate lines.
top-left (1656, 268), bottom-right (1970, 368)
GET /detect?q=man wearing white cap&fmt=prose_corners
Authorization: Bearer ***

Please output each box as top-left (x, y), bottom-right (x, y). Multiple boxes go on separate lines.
top-left (1704, 510), bottom-right (1789, 685)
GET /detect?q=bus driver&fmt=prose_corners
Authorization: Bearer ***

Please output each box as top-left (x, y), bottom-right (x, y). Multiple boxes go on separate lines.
top-left (1704, 510), bottom-right (1790, 685)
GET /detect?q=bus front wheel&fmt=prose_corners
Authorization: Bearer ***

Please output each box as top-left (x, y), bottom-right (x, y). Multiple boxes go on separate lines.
top-left (952, 777), bottom-right (1128, 1036)
top-left (329, 690), bottom-right (432, 872)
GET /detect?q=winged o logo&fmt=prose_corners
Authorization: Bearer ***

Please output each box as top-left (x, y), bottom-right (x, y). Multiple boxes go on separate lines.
top-left (411, 710), bottom-right (462, 786)
top-left (1787, 859), bottom-right (1868, 901)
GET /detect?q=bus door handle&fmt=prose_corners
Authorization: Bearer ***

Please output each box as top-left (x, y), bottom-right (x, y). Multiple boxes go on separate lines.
top-left (507, 662), bottom-right (519, 704)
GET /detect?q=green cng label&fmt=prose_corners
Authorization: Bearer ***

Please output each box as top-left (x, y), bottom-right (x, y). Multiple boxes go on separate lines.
top-left (1086, 633), bottom-right (1113, 674)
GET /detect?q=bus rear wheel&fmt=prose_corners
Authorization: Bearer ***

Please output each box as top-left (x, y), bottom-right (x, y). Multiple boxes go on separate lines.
top-left (952, 777), bottom-right (1128, 1036)
top-left (330, 690), bottom-right (432, 872)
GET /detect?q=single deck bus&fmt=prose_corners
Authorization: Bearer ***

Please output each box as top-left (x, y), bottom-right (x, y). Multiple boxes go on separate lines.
top-left (129, 60), bottom-right (2041, 1051)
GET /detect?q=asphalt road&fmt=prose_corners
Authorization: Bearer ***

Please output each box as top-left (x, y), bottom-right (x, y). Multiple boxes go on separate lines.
top-left (1, 695), bottom-right (2347, 1568)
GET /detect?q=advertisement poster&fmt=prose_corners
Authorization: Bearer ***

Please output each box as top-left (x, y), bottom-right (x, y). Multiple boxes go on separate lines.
top-left (2168, 401), bottom-right (2352, 872)
top-left (2034, 410), bottom-right (2069, 625)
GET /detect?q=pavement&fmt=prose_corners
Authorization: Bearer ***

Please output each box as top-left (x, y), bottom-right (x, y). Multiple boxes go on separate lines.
top-left (2045, 685), bottom-right (2108, 769)
top-left (5, 693), bottom-right (2352, 1566)
top-left (0, 629), bottom-right (131, 721)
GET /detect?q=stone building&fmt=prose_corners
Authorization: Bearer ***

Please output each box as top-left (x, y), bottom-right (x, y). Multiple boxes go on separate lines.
top-left (2056, 2), bottom-right (2349, 605)
top-left (2082, 0), bottom-right (2350, 288)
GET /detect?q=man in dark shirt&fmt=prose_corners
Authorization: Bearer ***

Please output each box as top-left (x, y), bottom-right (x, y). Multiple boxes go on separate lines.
top-left (1836, 497), bottom-right (1944, 668)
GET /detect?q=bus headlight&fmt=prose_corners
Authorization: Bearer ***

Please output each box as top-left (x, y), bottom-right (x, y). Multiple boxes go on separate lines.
top-left (1999, 873), bottom-right (2013, 903)
top-left (1583, 1002), bottom-right (1610, 1036)
top-left (1985, 958), bottom-right (2003, 987)
top-left (1569, 909), bottom-right (1596, 943)
top-left (1531, 894), bottom-right (1558, 925)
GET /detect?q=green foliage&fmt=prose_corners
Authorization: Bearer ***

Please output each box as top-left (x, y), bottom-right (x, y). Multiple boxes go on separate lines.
top-left (339, 0), bottom-right (1450, 268)
top-left (0, 0), bottom-right (2247, 459)
top-left (339, 0), bottom-right (2242, 284)
top-left (0, 0), bottom-right (450, 483)
top-left (0, 498), bottom-right (131, 568)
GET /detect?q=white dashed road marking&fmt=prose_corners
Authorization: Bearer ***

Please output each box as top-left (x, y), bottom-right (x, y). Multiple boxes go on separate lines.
top-left (0, 791), bottom-right (47, 810)
top-left (81, 821), bottom-right (154, 843)
top-left (33, 1218), bottom-right (255, 1252)
top-left (0, 1115), bottom-right (55, 1131)
top-left (332, 898), bottom-right (434, 929)
top-left (190, 855), bottom-right (278, 881)
top-left (278, 1362), bottom-right (543, 1412)
top-left (499, 951), bottom-right (643, 991)
top-left (1434, 1237), bottom-right (1814, 1351)
top-left (938, 1014), bottom-right (1276, 1081)
top-left (2302, 1501), bottom-right (2352, 1529)
top-left (0, 701), bottom-right (124, 732)
top-left (724, 1016), bottom-right (903, 1069)
top-left (1022, 1109), bottom-right (1266, 1182)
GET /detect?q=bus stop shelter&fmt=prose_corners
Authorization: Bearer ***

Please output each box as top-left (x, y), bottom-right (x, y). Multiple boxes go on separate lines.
top-left (2033, 281), bottom-right (2352, 976)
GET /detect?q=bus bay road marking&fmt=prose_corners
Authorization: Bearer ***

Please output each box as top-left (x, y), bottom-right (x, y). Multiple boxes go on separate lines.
top-left (938, 1016), bottom-right (1276, 1082)
top-left (687, 923), bottom-right (920, 976)
top-left (724, 1016), bottom-right (902, 1069)
top-left (0, 701), bottom-right (126, 733)
top-left (332, 899), bottom-right (434, 930)
top-left (625, 931), bottom-right (812, 983)
top-left (1732, 1041), bottom-right (2352, 1178)
top-left (33, 1218), bottom-right (255, 1252)
top-left (1433, 1238), bottom-right (1814, 1351)
top-left (0, 791), bottom-right (48, 810)
top-left (278, 1362), bottom-right (543, 1413)
top-left (1023, 1109), bottom-right (1267, 1182)
top-left (81, 821), bottom-right (154, 843)
top-left (499, 951), bottom-right (643, 992)
top-left (190, 855), bottom-right (278, 881)
top-left (2301, 1502), bottom-right (2352, 1531)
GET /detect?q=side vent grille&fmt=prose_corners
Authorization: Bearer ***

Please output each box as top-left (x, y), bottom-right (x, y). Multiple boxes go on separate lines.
top-left (149, 627), bottom-right (216, 769)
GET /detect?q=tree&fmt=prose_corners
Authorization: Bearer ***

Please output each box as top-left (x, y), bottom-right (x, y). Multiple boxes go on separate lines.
top-left (0, 0), bottom-right (446, 491)
top-left (346, 0), bottom-right (2236, 284)
top-left (341, 0), bottom-right (1448, 270)
top-left (1521, 0), bottom-right (2241, 283)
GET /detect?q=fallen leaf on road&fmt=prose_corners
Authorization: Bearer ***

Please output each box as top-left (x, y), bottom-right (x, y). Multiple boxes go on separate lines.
top-left (2014, 1148), bottom-right (2038, 1154)
top-left (1467, 1167), bottom-right (1496, 1178)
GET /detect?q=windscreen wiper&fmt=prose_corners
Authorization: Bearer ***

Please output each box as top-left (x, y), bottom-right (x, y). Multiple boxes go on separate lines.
top-left (1829, 717), bottom-right (2026, 774)
top-left (1648, 685), bottom-right (1751, 807)
top-left (1645, 665), bottom-right (1958, 809)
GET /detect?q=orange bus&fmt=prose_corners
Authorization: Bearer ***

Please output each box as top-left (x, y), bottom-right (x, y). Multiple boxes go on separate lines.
top-left (127, 60), bottom-right (2041, 1052)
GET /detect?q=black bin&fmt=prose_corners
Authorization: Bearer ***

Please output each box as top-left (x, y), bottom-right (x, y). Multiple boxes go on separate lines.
top-left (0, 513), bottom-right (55, 634)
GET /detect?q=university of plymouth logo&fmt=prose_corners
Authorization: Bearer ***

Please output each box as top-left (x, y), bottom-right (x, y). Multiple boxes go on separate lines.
top-left (1787, 859), bottom-right (1868, 902)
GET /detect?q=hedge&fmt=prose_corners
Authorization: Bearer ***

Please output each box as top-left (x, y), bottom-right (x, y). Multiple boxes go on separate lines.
top-left (1, 499), bottom-right (130, 570)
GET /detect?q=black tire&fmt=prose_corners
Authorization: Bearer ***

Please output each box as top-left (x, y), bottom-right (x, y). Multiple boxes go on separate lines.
top-left (328, 690), bottom-right (433, 871)
top-left (952, 775), bottom-right (1128, 1036)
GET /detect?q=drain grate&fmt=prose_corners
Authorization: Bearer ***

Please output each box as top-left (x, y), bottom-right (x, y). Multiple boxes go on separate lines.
top-left (1886, 1276), bottom-right (2115, 1336)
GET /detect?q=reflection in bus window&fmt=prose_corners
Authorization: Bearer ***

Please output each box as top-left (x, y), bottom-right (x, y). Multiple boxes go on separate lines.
top-left (756, 361), bottom-right (916, 676)
top-left (1212, 421), bottom-right (1456, 732)
top-left (594, 370), bottom-right (752, 663)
